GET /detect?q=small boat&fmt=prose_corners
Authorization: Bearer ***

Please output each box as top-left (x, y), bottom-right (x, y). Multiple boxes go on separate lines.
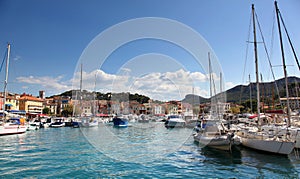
top-left (113, 117), bottom-right (128, 128)
top-left (137, 114), bottom-right (150, 123)
top-left (49, 118), bottom-right (65, 128)
top-left (0, 118), bottom-right (27, 136)
top-left (0, 44), bottom-right (26, 136)
top-left (72, 121), bottom-right (80, 128)
top-left (164, 115), bottom-right (186, 128)
top-left (27, 119), bottom-right (41, 131)
top-left (193, 119), bottom-right (235, 151)
top-left (79, 117), bottom-right (98, 127)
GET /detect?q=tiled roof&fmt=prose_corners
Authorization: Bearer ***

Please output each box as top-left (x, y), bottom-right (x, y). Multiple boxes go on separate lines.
top-left (19, 95), bottom-right (44, 102)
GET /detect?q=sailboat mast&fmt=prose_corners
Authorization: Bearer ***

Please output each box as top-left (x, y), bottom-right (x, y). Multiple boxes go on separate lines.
top-left (252, 4), bottom-right (260, 122)
top-left (249, 74), bottom-right (253, 113)
top-left (79, 63), bottom-right (83, 117)
top-left (93, 73), bottom-right (97, 116)
top-left (275, 1), bottom-right (291, 126)
top-left (2, 43), bottom-right (10, 116)
top-left (208, 52), bottom-right (212, 98)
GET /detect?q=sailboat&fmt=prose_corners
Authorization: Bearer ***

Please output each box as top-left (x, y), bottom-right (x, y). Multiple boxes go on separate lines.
top-left (0, 44), bottom-right (26, 136)
top-left (193, 52), bottom-right (235, 151)
top-left (77, 64), bottom-right (98, 127)
top-left (236, 3), bottom-right (295, 155)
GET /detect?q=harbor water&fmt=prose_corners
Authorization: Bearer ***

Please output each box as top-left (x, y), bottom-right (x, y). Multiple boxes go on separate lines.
top-left (0, 122), bottom-right (300, 178)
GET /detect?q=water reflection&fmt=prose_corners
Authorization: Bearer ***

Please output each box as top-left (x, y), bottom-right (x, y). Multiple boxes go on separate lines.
top-left (81, 122), bottom-right (194, 164)
top-left (199, 146), bottom-right (242, 165)
top-left (239, 147), bottom-right (298, 178)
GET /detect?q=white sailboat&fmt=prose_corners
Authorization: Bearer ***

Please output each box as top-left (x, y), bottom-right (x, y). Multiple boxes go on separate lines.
top-left (78, 64), bottom-right (98, 127)
top-left (0, 44), bottom-right (26, 136)
top-left (193, 53), bottom-right (234, 151)
top-left (237, 3), bottom-right (295, 155)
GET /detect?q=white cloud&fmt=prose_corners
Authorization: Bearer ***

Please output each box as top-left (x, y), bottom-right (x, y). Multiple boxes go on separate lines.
top-left (126, 69), bottom-right (211, 100)
top-left (13, 55), bottom-right (21, 61)
top-left (16, 69), bottom-right (218, 100)
top-left (225, 81), bottom-right (236, 90)
top-left (16, 75), bottom-right (69, 91)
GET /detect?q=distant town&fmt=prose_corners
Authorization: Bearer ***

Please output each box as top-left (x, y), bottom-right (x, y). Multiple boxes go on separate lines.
top-left (1, 86), bottom-right (299, 119)
top-left (0, 90), bottom-right (227, 118)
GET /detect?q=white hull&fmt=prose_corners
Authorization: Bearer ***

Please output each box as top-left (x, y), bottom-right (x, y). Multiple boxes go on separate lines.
top-left (262, 125), bottom-right (300, 148)
top-left (27, 123), bottom-right (40, 131)
top-left (238, 131), bottom-right (295, 155)
top-left (194, 133), bottom-right (232, 151)
top-left (79, 117), bottom-right (99, 127)
top-left (79, 122), bottom-right (98, 127)
top-left (165, 121), bottom-right (186, 128)
top-left (0, 125), bottom-right (26, 136)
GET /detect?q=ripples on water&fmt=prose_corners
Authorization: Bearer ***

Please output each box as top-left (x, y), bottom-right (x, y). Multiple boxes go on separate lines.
top-left (0, 123), bottom-right (299, 178)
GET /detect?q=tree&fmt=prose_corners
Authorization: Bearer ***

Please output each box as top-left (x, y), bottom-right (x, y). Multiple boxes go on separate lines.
top-left (42, 107), bottom-right (50, 114)
top-left (230, 106), bottom-right (241, 114)
top-left (61, 104), bottom-right (74, 117)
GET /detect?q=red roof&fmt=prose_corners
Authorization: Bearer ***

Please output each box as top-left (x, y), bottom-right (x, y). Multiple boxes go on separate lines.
top-left (96, 113), bottom-right (109, 117)
top-left (19, 95), bottom-right (44, 102)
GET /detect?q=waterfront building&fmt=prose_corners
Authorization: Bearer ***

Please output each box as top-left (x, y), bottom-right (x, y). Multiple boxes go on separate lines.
top-left (165, 101), bottom-right (182, 115)
top-left (280, 97), bottom-right (300, 110)
top-left (182, 102), bottom-right (193, 117)
top-left (153, 104), bottom-right (165, 115)
top-left (19, 93), bottom-right (44, 115)
top-left (43, 97), bottom-right (58, 115)
top-left (0, 92), bottom-right (20, 111)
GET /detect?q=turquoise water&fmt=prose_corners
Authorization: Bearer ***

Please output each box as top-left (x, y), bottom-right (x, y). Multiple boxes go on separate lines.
top-left (0, 123), bottom-right (300, 178)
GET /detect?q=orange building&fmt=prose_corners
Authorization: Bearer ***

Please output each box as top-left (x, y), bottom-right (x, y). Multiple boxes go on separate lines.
top-left (19, 94), bottom-right (44, 114)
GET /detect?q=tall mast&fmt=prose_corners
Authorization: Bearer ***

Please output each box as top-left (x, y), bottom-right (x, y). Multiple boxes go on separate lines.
top-left (2, 43), bottom-right (10, 117)
top-left (252, 4), bottom-right (261, 125)
top-left (80, 63), bottom-right (83, 117)
top-left (208, 52), bottom-right (212, 99)
top-left (93, 72), bottom-right (97, 116)
top-left (220, 72), bottom-right (222, 93)
top-left (249, 74), bottom-right (253, 113)
top-left (208, 52), bottom-right (214, 114)
top-left (275, 1), bottom-right (291, 126)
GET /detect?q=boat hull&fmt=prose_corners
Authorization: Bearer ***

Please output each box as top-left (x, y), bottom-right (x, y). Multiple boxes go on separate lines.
top-left (194, 133), bottom-right (232, 151)
top-left (79, 122), bottom-right (98, 127)
top-left (0, 126), bottom-right (26, 136)
top-left (113, 117), bottom-right (128, 128)
top-left (240, 137), bottom-right (295, 155)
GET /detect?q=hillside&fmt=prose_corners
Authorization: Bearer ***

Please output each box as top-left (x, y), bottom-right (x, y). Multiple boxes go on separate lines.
top-left (220, 76), bottom-right (300, 104)
top-left (53, 76), bottom-right (300, 105)
top-left (182, 76), bottom-right (300, 104)
top-left (181, 94), bottom-right (209, 104)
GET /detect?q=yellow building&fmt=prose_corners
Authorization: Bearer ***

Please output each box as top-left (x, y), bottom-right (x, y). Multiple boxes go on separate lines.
top-left (0, 92), bottom-right (20, 111)
top-left (19, 94), bottom-right (44, 114)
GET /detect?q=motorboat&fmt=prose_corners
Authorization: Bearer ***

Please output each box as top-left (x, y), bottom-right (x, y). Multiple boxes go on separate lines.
top-left (137, 114), bottom-right (150, 123)
top-left (193, 117), bottom-right (236, 151)
top-left (79, 117), bottom-right (98, 127)
top-left (113, 117), bottom-right (128, 128)
top-left (164, 115), bottom-right (186, 128)
top-left (0, 118), bottom-right (27, 136)
top-left (27, 119), bottom-right (41, 131)
top-left (49, 118), bottom-right (65, 128)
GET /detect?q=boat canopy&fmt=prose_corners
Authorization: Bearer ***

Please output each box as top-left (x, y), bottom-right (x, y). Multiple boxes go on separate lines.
top-left (8, 110), bottom-right (26, 115)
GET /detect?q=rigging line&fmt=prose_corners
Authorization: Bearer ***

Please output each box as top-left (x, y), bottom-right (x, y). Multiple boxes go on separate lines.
top-left (0, 49), bottom-right (7, 73)
top-left (240, 12), bottom-right (253, 104)
top-left (270, 8), bottom-right (276, 69)
top-left (255, 11), bottom-right (282, 108)
top-left (278, 11), bottom-right (300, 71)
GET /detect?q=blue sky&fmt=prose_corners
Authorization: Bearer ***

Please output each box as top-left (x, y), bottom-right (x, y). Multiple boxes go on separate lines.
top-left (0, 0), bottom-right (299, 101)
